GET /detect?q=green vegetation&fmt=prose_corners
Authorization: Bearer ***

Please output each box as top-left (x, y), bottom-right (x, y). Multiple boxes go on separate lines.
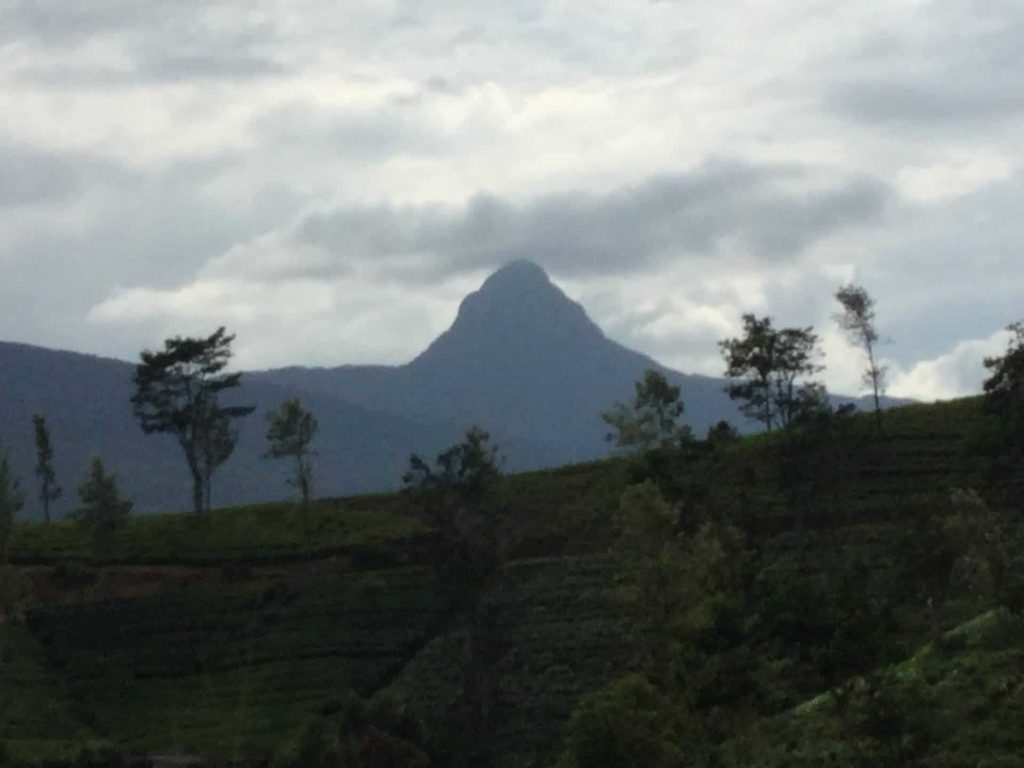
top-left (7, 496), bottom-right (427, 565)
top-left (834, 283), bottom-right (886, 427)
top-left (32, 414), bottom-right (61, 524)
top-left (2, 391), bottom-right (1024, 767)
top-left (0, 622), bottom-right (102, 765)
top-left (74, 457), bottom-right (133, 551)
top-left (601, 369), bottom-right (691, 451)
top-left (132, 326), bottom-right (255, 516)
top-left (265, 398), bottom-right (319, 506)
top-left (24, 567), bottom-right (448, 760)
top-left (719, 314), bottom-right (823, 431)
top-left (0, 444), bottom-right (24, 559)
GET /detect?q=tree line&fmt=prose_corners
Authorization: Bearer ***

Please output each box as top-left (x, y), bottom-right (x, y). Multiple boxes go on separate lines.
top-left (0, 327), bottom-right (320, 544)
top-left (0, 279), bottom-right (1016, 537)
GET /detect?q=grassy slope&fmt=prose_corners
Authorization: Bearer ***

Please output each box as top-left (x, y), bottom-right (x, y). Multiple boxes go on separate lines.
top-left (721, 610), bottom-right (1024, 767)
top-left (23, 567), bottom-right (447, 760)
top-left (8, 495), bottom-right (426, 565)
top-left (0, 623), bottom-right (100, 765)
top-left (3, 396), bottom-right (1021, 766)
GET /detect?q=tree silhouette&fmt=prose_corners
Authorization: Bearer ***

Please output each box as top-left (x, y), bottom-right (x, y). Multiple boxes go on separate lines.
top-left (602, 369), bottom-right (690, 451)
top-left (0, 444), bottom-right (23, 559)
top-left (835, 284), bottom-right (886, 428)
top-left (719, 315), bottom-right (822, 431)
top-left (75, 457), bottom-right (131, 549)
top-left (32, 414), bottom-right (61, 523)
top-left (404, 426), bottom-right (503, 752)
top-left (265, 398), bottom-right (318, 505)
top-left (131, 327), bottom-right (254, 515)
top-left (982, 321), bottom-right (1024, 483)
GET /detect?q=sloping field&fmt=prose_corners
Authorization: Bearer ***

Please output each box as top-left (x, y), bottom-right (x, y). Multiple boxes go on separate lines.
top-left (0, 623), bottom-right (99, 765)
top-left (719, 610), bottom-right (1024, 767)
top-left (2, 397), bottom-right (1021, 766)
top-left (22, 567), bottom-right (447, 760)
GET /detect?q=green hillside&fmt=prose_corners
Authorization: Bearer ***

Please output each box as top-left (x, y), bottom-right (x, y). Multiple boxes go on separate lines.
top-left (2, 396), bottom-right (1023, 767)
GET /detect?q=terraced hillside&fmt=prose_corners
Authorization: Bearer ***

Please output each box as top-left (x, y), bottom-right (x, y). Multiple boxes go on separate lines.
top-left (2, 397), bottom-right (1023, 767)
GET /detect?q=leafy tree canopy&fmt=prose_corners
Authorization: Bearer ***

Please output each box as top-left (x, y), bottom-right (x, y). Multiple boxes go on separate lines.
top-left (75, 457), bottom-right (132, 545)
top-left (265, 398), bottom-right (318, 505)
top-left (131, 326), bottom-right (253, 515)
top-left (602, 369), bottom-right (691, 452)
top-left (720, 314), bottom-right (822, 431)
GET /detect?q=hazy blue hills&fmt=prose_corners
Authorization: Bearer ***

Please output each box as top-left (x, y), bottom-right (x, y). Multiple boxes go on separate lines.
top-left (1, 260), bottom-right (898, 516)
top-left (0, 341), bottom-right (489, 515)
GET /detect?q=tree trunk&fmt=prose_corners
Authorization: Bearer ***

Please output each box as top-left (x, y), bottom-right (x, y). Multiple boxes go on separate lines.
top-left (867, 345), bottom-right (882, 431)
top-left (191, 468), bottom-right (204, 516)
top-left (296, 455), bottom-right (310, 505)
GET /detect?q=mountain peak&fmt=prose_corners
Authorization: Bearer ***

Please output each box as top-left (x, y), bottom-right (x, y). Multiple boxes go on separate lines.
top-left (478, 259), bottom-right (552, 295)
top-left (410, 260), bottom-right (606, 368)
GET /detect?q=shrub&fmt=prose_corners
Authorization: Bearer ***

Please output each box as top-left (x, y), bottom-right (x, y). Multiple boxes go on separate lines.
top-left (557, 674), bottom-right (697, 768)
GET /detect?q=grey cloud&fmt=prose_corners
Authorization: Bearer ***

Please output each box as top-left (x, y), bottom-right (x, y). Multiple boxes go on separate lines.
top-left (0, 141), bottom-right (131, 208)
top-left (0, 146), bottom-right (81, 208)
top-left (831, 81), bottom-right (1024, 125)
top-left (864, 171), bottom-right (1024, 366)
top-left (134, 49), bottom-right (286, 83)
top-left (826, 1), bottom-right (1024, 125)
top-left (249, 101), bottom-right (446, 163)
top-left (1, 0), bottom-right (287, 83)
top-left (0, 2), bottom-right (188, 44)
top-left (0, 144), bottom-right (308, 358)
top-left (295, 161), bottom-right (891, 278)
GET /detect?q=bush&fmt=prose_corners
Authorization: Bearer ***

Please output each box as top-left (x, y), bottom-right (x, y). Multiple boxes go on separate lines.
top-left (278, 690), bottom-right (430, 768)
top-left (556, 674), bottom-right (697, 768)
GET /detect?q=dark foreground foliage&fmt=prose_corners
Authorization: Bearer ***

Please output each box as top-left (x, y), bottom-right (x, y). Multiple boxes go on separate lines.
top-left (3, 398), bottom-right (1024, 767)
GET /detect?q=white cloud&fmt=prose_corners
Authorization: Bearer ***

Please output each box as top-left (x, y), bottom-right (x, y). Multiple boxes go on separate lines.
top-left (888, 329), bottom-right (1011, 401)
top-left (88, 270), bottom-right (482, 369)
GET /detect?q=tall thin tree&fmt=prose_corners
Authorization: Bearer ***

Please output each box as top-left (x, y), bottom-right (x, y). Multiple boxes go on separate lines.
top-left (265, 398), bottom-right (318, 505)
top-left (32, 414), bottom-right (61, 523)
top-left (719, 315), bottom-right (780, 431)
top-left (835, 284), bottom-right (886, 428)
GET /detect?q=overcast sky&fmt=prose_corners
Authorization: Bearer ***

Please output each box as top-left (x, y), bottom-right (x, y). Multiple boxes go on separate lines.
top-left (2, 0), bottom-right (1022, 400)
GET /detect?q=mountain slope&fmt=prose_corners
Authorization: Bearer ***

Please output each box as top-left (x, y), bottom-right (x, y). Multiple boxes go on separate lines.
top-left (1, 260), bottom-right (901, 516)
top-left (0, 342), bottom-right (530, 515)
top-left (256, 260), bottom-right (743, 463)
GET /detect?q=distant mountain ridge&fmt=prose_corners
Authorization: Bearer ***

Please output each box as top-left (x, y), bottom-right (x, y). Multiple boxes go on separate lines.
top-left (0, 261), bottom-right (901, 516)
top-left (0, 341), bottom-right (486, 515)
top-left (254, 260), bottom-right (744, 464)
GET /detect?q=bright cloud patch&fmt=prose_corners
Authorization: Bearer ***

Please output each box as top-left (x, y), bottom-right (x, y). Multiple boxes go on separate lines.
top-left (888, 329), bottom-right (1011, 401)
